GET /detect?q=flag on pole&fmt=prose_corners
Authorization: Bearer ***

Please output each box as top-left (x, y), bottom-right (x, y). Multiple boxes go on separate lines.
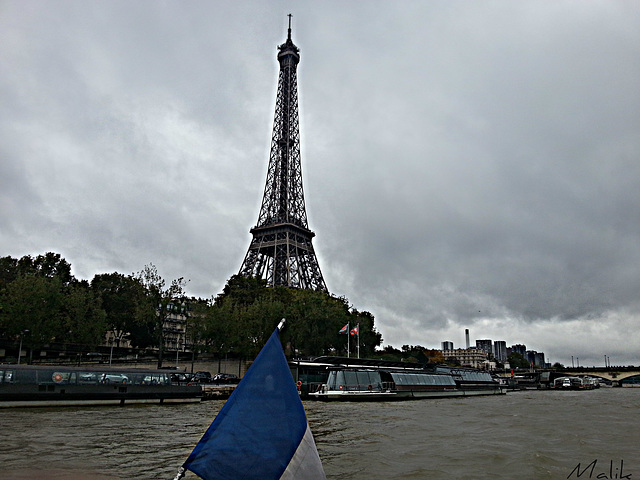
top-left (338, 324), bottom-right (348, 334)
top-left (178, 325), bottom-right (326, 480)
top-left (350, 325), bottom-right (359, 336)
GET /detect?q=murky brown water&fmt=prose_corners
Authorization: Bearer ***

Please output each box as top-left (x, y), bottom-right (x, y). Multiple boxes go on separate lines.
top-left (1, 388), bottom-right (638, 479)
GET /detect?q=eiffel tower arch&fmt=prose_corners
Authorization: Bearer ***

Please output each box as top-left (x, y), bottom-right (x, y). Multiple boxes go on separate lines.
top-left (239, 17), bottom-right (327, 292)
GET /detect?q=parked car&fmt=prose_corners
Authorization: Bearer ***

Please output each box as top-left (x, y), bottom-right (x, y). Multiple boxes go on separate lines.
top-left (192, 371), bottom-right (212, 384)
top-left (170, 373), bottom-right (191, 384)
top-left (100, 373), bottom-right (129, 384)
top-left (212, 373), bottom-right (240, 384)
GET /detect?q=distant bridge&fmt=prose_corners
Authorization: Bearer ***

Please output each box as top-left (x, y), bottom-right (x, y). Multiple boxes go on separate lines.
top-left (554, 366), bottom-right (640, 383)
top-left (495, 366), bottom-right (640, 384)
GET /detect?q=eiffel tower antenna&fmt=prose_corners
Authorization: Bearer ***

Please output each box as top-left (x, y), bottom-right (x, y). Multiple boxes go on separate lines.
top-left (238, 17), bottom-right (328, 292)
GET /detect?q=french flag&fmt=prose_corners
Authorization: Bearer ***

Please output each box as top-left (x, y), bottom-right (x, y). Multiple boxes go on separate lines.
top-left (178, 325), bottom-right (326, 480)
top-left (338, 324), bottom-right (348, 334)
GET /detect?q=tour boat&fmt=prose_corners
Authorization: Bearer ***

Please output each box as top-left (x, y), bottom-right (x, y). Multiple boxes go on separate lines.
top-left (300, 359), bottom-right (505, 401)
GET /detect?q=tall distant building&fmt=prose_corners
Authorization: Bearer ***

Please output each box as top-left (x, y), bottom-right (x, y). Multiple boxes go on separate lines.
top-left (238, 17), bottom-right (327, 292)
top-left (527, 350), bottom-right (546, 367)
top-left (476, 339), bottom-right (493, 356)
top-left (511, 344), bottom-right (527, 356)
top-left (441, 341), bottom-right (454, 351)
top-left (493, 341), bottom-right (507, 362)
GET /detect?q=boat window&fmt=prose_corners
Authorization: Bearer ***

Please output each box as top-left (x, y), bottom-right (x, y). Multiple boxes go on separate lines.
top-left (140, 373), bottom-right (169, 385)
top-left (343, 371), bottom-right (358, 387)
top-left (78, 372), bottom-right (100, 384)
top-left (325, 371), bottom-right (336, 389)
top-left (356, 371), bottom-right (381, 387)
top-left (15, 369), bottom-right (37, 384)
top-left (333, 371), bottom-right (346, 388)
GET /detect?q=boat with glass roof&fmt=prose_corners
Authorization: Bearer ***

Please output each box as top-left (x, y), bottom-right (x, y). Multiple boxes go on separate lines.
top-left (294, 357), bottom-right (504, 401)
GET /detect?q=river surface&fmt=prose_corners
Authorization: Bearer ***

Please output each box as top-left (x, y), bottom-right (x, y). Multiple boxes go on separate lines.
top-left (1, 388), bottom-right (638, 480)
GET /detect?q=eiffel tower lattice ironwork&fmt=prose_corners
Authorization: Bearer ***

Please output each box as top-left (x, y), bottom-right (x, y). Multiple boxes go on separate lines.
top-left (239, 17), bottom-right (327, 292)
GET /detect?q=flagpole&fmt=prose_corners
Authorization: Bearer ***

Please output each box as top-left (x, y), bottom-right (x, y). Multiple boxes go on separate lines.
top-left (347, 322), bottom-right (350, 358)
top-left (357, 323), bottom-right (360, 359)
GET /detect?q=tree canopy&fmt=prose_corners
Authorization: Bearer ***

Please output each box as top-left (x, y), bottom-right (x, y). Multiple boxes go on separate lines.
top-left (0, 253), bottom-right (383, 363)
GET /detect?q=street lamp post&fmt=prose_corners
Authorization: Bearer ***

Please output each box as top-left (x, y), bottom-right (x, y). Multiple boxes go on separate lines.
top-left (109, 335), bottom-right (121, 366)
top-left (175, 334), bottom-right (181, 368)
top-left (17, 329), bottom-right (29, 365)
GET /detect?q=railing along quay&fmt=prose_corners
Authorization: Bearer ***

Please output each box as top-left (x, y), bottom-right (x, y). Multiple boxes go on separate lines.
top-left (201, 385), bottom-right (236, 400)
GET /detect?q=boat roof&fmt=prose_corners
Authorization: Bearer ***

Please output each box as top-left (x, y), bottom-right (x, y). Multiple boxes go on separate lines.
top-left (292, 357), bottom-right (494, 375)
top-left (0, 364), bottom-right (174, 374)
top-left (294, 356), bottom-right (428, 370)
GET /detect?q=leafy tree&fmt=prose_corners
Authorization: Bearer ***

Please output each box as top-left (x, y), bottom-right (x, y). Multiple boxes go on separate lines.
top-left (215, 274), bottom-right (269, 307)
top-left (16, 252), bottom-right (73, 285)
top-left (1, 275), bottom-right (66, 357)
top-left (374, 345), bottom-right (403, 361)
top-left (182, 297), bottom-right (210, 369)
top-left (423, 349), bottom-right (445, 364)
top-left (203, 295), bottom-right (237, 358)
top-left (135, 264), bottom-right (187, 368)
top-left (0, 256), bottom-right (19, 292)
top-left (508, 352), bottom-right (531, 369)
top-left (91, 272), bottom-right (147, 346)
top-left (349, 309), bottom-right (382, 357)
top-left (64, 280), bottom-right (108, 347)
top-left (206, 276), bottom-right (382, 359)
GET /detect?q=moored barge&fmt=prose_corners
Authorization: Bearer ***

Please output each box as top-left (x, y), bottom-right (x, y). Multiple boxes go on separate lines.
top-left (0, 364), bottom-right (202, 407)
top-left (293, 357), bottom-right (504, 401)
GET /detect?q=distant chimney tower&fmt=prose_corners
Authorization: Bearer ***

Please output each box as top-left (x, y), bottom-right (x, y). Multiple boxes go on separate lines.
top-left (465, 329), bottom-right (470, 349)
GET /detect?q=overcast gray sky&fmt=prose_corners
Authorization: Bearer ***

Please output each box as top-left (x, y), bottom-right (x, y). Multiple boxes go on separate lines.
top-left (2, 1), bottom-right (639, 367)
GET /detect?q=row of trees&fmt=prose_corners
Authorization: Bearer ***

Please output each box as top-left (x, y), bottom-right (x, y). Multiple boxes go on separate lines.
top-left (0, 253), bottom-right (188, 364)
top-left (0, 252), bottom-right (383, 365)
top-left (201, 274), bottom-right (382, 359)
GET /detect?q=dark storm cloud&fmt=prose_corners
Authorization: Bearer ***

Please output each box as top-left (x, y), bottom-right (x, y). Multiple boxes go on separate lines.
top-left (1, 1), bottom-right (639, 365)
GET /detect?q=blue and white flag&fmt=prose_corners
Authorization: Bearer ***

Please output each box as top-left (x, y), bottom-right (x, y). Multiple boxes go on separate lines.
top-left (180, 326), bottom-right (326, 480)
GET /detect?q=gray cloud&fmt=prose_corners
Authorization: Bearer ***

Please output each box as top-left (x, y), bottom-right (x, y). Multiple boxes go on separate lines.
top-left (1, 1), bottom-right (639, 366)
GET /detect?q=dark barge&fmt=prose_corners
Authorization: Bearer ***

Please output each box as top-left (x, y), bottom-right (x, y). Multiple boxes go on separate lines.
top-left (0, 364), bottom-right (202, 407)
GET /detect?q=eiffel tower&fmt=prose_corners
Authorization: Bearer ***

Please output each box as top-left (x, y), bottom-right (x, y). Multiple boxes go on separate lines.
top-left (238, 16), bottom-right (327, 292)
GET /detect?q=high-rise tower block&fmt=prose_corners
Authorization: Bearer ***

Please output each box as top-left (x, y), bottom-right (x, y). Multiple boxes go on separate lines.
top-left (239, 17), bottom-right (327, 292)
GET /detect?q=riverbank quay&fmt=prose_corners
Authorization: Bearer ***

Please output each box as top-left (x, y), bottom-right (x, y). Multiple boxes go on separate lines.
top-left (200, 385), bottom-right (235, 400)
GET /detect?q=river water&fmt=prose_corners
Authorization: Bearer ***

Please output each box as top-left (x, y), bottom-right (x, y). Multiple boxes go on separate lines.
top-left (1, 388), bottom-right (638, 480)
